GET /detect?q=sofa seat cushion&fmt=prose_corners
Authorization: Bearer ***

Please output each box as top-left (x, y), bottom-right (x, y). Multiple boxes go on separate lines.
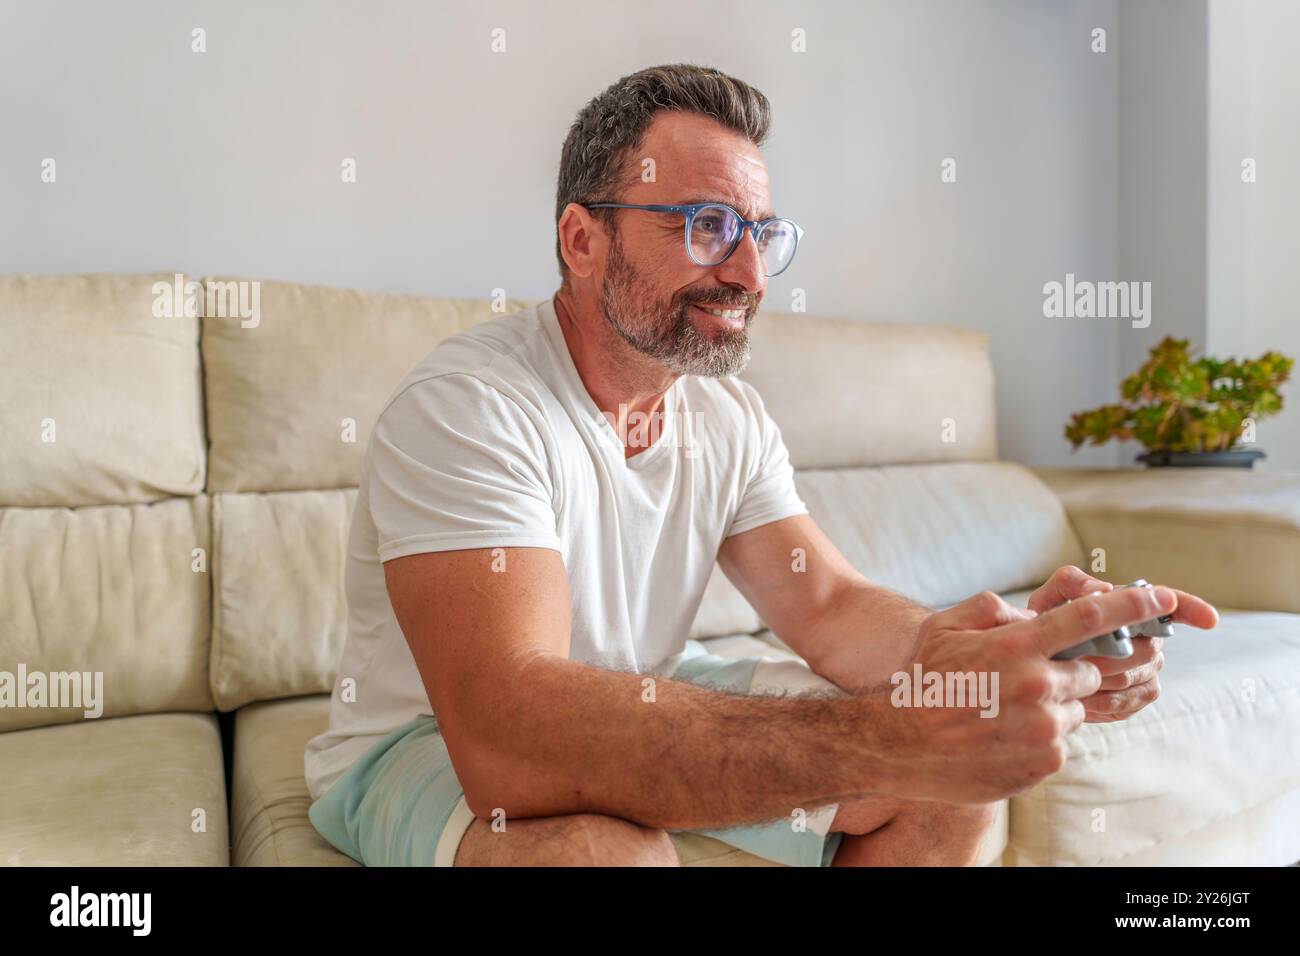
top-left (999, 590), bottom-right (1300, 865)
top-left (232, 696), bottom-right (360, 866)
top-left (0, 712), bottom-right (228, 865)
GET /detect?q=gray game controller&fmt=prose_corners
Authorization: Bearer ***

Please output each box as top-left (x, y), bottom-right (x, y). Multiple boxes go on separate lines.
top-left (1052, 579), bottom-right (1175, 660)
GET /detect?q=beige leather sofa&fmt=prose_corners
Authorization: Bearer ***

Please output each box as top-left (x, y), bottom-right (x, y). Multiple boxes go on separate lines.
top-left (2, 273), bottom-right (1297, 867)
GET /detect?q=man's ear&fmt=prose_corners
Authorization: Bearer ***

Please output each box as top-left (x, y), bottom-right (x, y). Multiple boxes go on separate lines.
top-left (557, 203), bottom-right (603, 280)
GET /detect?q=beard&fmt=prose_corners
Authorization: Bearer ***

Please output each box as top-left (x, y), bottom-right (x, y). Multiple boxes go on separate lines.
top-left (598, 232), bottom-right (753, 378)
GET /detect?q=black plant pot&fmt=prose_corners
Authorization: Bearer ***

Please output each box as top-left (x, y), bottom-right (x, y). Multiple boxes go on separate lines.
top-left (1136, 449), bottom-right (1267, 468)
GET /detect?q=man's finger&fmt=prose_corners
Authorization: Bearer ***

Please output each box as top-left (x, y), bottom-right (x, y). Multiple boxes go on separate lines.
top-left (936, 590), bottom-right (1035, 632)
top-left (1028, 565), bottom-right (1112, 614)
top-left (1097, 667), bottom-right (1159, 692)
top-left (1168, 588), bottom-right (1219, 629)
top-left (1096, 657), bottom-right (1160, 691)
top-left (1084, 635), bottom-right (1162, 678)
top-left (1062, 698), bottom-right (1088, 734)
top-left (1047, 658), bottom-right (1104, 701)
top-left (1083, 677), bottom-right (1161, 716)
top-left (1024, 585), bottom-right (1178, 659)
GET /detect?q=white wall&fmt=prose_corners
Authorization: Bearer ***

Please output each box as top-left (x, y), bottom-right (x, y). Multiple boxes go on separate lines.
top-left (1116, 0), bottom-right (1208, 390)
top-left (1113, 0), bottom-right (1300, 471)
top-left (1206, 0), bottom-right (1300, 470)
top-left (3, 0), bottom-right (1129, 467)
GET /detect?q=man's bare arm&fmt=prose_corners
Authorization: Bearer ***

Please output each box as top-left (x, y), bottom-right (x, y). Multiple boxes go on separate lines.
top-left (385, 545), bottom-right (1176, 827)
top-left (718, 515), bottom-right (931, 690)
top-left (384, 546), bottom-right (890, 830)
top-left (720, 516), bottom-right (1219, 722)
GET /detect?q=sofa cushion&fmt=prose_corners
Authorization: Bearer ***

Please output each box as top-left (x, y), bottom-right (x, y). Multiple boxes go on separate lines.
top-left (211, 488), bottom-right (774, 712)
top-left (212, 461), bottom-right (1085, 713)
top-left (0, 712), bottom-right (228, 865)
top-left (1035, 467), bottom-right (1300, 614)
top-left (211, 489), bottom-right (354, 711)
top-left (0, 496), bottom-right (214, 731)
top-left (998, 589), bottom-right (1300, 865)
top-left (0, 273), bottom-right (205, 508)
top-left (201, 278), bottom-right (535, 493)
top-left (232, 696), bottom-right (360, 866)
top-left (689, 564), bottom-right (762, 640)
top-left (741, 312), bottom-right (996, 469)
top-left (795, 462), bottom-right (1085, 608)
top-left (1093, 787), bottom-right (1300, 866)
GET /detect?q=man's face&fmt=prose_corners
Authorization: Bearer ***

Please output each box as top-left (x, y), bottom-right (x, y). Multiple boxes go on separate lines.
top-left (596, 112), bottom-right (773, 378)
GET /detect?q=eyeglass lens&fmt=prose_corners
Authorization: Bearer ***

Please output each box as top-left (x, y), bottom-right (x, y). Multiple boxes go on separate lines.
top-left (688, 205), bottom-right (798, 276)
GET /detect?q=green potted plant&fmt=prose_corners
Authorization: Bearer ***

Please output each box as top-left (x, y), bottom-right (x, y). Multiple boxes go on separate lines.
top-left (1065, 336), bottom-right (1294, 467)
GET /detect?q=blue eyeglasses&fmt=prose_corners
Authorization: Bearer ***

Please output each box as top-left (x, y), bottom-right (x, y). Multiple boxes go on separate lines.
top-left (582, 202), bottom-right (804, 277)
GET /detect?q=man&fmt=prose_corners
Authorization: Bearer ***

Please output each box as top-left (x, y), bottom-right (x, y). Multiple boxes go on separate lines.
top-left (304, 64), bottom-right (1218, 867)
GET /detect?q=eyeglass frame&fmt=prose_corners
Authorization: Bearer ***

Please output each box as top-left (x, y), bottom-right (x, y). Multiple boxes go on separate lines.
top-left (580, 202), bottom-right (805, 277)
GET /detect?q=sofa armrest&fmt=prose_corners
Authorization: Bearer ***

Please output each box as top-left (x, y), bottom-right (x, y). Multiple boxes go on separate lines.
top-left (1033, 467), bottom-right (1300, 613)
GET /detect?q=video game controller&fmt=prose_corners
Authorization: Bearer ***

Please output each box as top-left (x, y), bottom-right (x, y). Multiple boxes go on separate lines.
top-left (1052, 579), bottom-right (1175, 660)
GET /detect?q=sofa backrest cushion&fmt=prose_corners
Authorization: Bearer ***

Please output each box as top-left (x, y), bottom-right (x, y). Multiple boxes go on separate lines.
top-left (0, 274), bottom-right (205, 508)
top-left (208, 489), bottom-right (766, 711)
top-left (208, 464), bottom-right (1083, 711)
top-left (741, 313), bottom-right (997, 469)
top-left (0, 274), bottom-right (214, 730)
top-left (195, 281), bottom-right (1042, 708)
top-left (201, 278), bottom-right (535, 493)
top-left (795, 462), bottom-right (1085, 608)
top-left (210, 489), bottom-right (353, 711)
top-left (0, 497), bottom-right (215, 731)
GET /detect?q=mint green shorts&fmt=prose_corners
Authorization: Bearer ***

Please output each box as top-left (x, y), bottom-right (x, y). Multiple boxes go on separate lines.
top-left (308, 640), bottom-right (845, 867)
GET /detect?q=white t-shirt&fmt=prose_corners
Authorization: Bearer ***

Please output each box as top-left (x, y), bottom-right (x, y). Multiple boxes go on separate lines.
top-left (304, 295), bottom-right (808, 800)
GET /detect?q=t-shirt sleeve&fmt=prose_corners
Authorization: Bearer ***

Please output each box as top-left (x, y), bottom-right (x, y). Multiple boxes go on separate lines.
top-left (366, 373), bottom-right (563, 562)
top-left (726, 383), bottom-right (809, 538)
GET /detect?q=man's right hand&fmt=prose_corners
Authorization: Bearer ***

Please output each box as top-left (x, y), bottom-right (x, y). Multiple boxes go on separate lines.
top-left (870, 584), bottom-right (1179, 804)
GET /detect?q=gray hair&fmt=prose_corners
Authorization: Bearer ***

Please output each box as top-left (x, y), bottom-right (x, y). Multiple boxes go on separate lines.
top-left (554, 64), bottom-right (771, 281)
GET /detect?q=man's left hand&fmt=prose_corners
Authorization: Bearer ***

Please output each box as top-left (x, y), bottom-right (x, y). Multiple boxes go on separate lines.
top-left (1026, 565), bottom-right (1219, 723)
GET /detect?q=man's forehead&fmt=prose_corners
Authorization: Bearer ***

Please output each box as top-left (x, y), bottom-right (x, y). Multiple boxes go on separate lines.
top-left (630, 113), bottom-right (773, 219)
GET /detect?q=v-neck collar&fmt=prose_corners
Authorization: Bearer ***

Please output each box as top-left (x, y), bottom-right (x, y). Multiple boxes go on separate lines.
top-left (540, 296), bottom-right (679, 470)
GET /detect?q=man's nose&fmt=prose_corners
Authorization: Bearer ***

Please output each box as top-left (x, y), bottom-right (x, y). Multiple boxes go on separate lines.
top-left (713, 227), bottom-right (766, 291)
